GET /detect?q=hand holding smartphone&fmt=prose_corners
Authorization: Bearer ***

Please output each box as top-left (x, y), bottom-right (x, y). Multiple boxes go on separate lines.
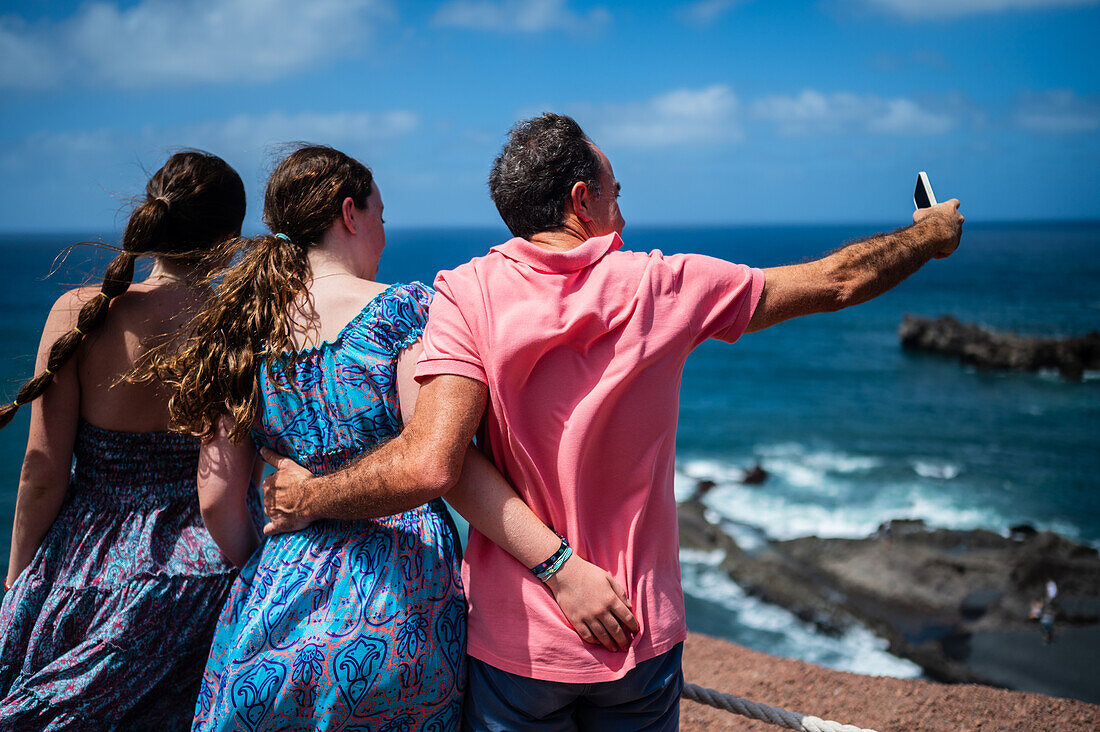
top-left (911, 172), bottom-right (963, 259)
top-left (914, 171), bottom-right (937, 209)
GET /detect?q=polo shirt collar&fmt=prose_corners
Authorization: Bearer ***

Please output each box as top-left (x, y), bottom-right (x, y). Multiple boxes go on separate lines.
top-left (491, 232), bottom-right (624, 273)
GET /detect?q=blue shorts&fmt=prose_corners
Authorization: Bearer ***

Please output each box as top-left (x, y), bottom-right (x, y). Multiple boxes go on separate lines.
top-left (463, 644), bottom-right (684, 732)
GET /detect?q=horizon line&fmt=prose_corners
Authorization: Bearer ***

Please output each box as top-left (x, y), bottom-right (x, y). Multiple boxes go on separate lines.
top-left (2, 217), bottom-right (1099, 239)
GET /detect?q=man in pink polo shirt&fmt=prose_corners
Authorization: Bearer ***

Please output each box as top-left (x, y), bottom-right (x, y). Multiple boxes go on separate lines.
top-left (262, 114), bottom-right (964, 729)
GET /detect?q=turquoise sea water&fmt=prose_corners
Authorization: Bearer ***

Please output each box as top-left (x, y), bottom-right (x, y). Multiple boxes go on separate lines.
top-left (1, 222), bottom-right (1098, 677)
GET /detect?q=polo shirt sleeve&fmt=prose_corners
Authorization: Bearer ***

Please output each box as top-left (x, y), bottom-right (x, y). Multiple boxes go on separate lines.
top-left (669, 253), bottom-right (765, 346)
top-left (414, 270), bottom-right (488, 385)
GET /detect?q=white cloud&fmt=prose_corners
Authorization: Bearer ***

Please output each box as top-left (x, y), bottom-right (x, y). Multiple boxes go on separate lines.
top-left (581, 85), bottom-right (742, 148)
top-left (181, 110), bottom-right (420, 154)
top-left (678, 0), bottom-right (745, 25)
top-left (858, 0), bottom-right (1097, 19)
top-left (750, 90), bottom-right (953, 136)
top-left (1015, 90), bottom-right (1100, 133)
top-left (0, 18), bottom-right (63, 89)
top-left (0, 107), bottom-right (421, 231)
top-left (0, 109), bottom-right (419, 179)
top-left (433, 0), bottom-right (609, 33)
top-left (0, 0), bottom-right (390, 90)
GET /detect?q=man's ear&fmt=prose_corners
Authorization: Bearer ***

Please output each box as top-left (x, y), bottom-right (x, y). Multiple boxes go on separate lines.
top-left (569, 181), bottom-right (593, 223)
top-left (340, 196), bottom-right (358, 234)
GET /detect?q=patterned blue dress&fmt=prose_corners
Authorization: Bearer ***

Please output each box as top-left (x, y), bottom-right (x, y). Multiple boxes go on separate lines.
top-left (0, 421), bottom-right (250, 730)
top-left (193, 282), bottom-right (465, 732)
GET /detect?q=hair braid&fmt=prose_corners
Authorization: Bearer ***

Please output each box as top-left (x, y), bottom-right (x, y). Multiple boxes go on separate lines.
top-left (0, 219), bottom-right (147, 429)
top-left (0, 150), bottom-right (245, 430)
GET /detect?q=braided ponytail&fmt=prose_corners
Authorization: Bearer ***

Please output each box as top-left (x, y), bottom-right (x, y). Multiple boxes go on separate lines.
top-left (157, 232), bottom-right (312, 442)
top-left (0, 151), bottom-right (245, 430)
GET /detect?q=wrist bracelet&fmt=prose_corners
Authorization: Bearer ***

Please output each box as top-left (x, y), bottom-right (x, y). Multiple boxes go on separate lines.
top-left (3, 577), bottom-right (10, 592)
top-left (536, 546), bottom-right (573, 582)
top-left (531, 535), bottom-right (569, 578)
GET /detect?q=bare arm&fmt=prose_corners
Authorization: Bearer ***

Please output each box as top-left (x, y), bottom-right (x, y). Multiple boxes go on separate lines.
top-left (197, 416), bottom-right (261, 567)
top-left (747, 200), bottom-right (964, 333)
top-left (7, 291), bottom-right (85, 587)
top-left (262, 372), bottom-right (481, 526)
top-left (445, 446), bottom-right (638, 650)
top-left (262, 342), bottom-right (639, 649)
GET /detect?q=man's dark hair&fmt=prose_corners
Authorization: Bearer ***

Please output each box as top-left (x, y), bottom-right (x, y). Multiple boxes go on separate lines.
top-left (488, 113), bottom-right (603, 239)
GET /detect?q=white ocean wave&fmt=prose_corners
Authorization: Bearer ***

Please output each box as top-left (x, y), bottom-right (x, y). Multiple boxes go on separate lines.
top-left (910, 460), bottom-right (962, 480)
top-left (758, 444), bottom-right (883, 473)
top-left (1037, 368), bottom-right (1063, 382)
top-left (677, 445), bottom-right (1093, 547)
top-left (679, 551), bottom-right (923, 678)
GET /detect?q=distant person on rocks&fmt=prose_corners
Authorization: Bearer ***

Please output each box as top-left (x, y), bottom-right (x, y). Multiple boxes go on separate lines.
top-left (1041, 603), bottom-right (1057, 644)
top-left (260, 112), bottom-right (965, 730)
top-left (1040, 579), bottom-right (1059, 643)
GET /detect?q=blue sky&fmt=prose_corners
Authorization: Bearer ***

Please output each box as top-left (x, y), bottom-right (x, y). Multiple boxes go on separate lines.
top-left (1, 0), bottom-right (1098, 232)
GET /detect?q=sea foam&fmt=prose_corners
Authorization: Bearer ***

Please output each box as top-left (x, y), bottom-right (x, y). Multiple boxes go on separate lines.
top-left (679, 549), bottom-right (922, 678)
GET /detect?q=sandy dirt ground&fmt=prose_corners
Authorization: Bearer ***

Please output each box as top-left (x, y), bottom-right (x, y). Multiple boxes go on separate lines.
top-left (679, 632), bottom-right (1100, 731)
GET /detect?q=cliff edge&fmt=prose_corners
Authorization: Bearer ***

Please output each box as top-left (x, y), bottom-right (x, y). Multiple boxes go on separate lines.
top-left (680, 632), bottom-right (1100, 730)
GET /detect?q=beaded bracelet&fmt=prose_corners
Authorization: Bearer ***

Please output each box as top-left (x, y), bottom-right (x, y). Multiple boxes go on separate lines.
top-left (536, 545), bottom-right (573, 582)
top-left (531, 535), bottom-right (570, 579)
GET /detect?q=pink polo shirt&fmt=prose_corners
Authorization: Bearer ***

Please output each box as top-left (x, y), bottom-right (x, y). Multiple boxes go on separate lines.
top-left (415, 232), bottom-right (764, 682)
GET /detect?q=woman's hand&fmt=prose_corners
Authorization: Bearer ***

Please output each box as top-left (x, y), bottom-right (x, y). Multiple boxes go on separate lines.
top-left (543, 554), bottom-right (640, 652)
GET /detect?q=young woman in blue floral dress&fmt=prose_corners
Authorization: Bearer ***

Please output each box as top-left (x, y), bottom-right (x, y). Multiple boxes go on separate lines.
top-left (158, 145), bottom-right (635, 731)
top-left (0, 151), bottom-right (252, 729)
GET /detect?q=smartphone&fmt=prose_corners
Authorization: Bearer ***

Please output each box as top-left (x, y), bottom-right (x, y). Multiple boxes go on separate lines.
top-left (914, 172), bottom-right (937, 209)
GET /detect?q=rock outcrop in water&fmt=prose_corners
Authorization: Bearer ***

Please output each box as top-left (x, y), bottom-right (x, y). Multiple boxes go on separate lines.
top-left (678, 495), bottom-right (1100, 703)
top-left (898, 314), bottom-right (1100, 381)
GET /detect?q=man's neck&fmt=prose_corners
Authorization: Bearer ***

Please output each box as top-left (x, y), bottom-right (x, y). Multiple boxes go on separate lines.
top-left (527, 218), bottom-right (592, 252)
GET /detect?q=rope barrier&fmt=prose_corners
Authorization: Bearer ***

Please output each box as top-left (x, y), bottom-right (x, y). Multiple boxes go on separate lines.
top-left (681, 682), bottom-right (879, 732)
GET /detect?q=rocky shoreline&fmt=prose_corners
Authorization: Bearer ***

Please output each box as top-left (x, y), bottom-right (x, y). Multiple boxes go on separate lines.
top-left (678, 493), bottom-right (1100, 705)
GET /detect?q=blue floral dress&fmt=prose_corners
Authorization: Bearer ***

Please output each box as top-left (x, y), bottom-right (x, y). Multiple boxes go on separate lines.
top-left (0, 421), bottom-right (250, 730)
top-left (193, 282), bottom-right (465, 732)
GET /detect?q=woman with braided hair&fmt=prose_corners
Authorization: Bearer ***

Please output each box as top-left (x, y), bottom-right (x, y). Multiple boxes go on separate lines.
top-left (0, 150), bottom-right (252, 729)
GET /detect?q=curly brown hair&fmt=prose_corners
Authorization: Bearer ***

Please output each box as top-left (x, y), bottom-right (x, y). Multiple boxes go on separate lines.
top-left (156, 145), bottom-right (374, 443)
top-left (0, 150), bottom-right (246, 430)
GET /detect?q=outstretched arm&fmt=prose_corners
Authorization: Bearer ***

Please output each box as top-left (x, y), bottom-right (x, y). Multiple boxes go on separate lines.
top-left (747, 199), bottom-right (964, 333)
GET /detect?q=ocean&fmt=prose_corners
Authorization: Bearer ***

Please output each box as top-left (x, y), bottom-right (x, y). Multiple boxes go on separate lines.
top-left (2, 222), bottom-right (1098, 679)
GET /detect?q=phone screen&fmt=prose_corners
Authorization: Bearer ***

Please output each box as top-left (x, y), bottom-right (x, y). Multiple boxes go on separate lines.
top-left (914, 173), bottom-right (935, 209)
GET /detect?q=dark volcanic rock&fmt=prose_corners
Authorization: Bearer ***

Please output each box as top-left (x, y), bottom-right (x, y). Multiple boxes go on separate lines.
top-left (677, 501), bottom-right (1100, 702)
top-left (898, 314), bottom-right (1100, 381)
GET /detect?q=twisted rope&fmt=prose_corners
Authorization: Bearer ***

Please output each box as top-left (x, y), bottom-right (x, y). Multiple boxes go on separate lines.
top-left (681, 682), bottom-right (879, 732)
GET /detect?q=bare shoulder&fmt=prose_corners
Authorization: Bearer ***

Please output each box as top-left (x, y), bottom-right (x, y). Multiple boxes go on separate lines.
top-left (44, 286), bottom-right (99, 331)
top-left (51, 285), bottom-right (100, 313)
